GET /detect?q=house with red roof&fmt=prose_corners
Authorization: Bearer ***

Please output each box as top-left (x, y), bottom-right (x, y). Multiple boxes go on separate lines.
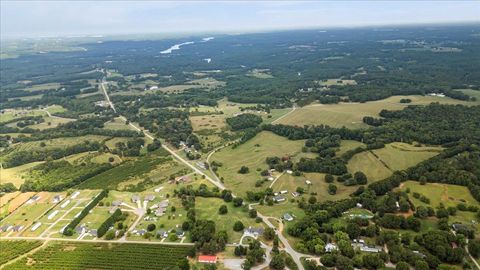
top-left (198, 255), bottom-right (217, 264)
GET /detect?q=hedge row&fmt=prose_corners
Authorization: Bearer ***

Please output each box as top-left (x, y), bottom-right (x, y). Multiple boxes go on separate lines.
top-left (63, 189), bottom-right (108, 236)
top-left (97, 208), bottom-right (122, 238)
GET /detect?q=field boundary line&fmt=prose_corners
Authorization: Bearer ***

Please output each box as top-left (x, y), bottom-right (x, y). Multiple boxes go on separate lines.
top-left (0, 240), bottom-right (49, 269)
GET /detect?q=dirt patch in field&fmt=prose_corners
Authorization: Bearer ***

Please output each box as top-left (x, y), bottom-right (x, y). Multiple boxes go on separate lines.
top-left (0, 191), bottom-right (20, 207)
top-left (8, 192), bottom-right (36, 213)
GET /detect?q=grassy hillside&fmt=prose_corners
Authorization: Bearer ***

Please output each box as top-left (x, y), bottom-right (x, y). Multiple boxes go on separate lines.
top-left (277, 95), bottom-right (477, 128)
top-left (211, 131), bottom-right (305, 196)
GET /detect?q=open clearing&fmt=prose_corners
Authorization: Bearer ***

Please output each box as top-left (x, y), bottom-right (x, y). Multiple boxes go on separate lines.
top-left (190, 114), bottom-right (226, 131)
top-left (195, 197), bottom-right (258, 243)
top-left (276, 95), bottom-right (477, 128)
top-left (0, 162), bottom-right (44, 187)
top-left (0, 109), bottom-right (46, 123)
top-left (399, 181), bottom-right (479, 208)
top-left (399, 181), bottom-right (480, 231)
top-left (371, 142), bottom-right (442, 171)
top-left (272, 173), bottom-right (356, 202)
top-left (247, 69), bottom-right (274, 79)
top-left (347, 151), bottom-right (392, 181)
top-left (347, 142), bottom-right (442, 182)
top-left (318, 78), bottom-right (357, 86)
top-left (211, 131), bottom-right (305, 196)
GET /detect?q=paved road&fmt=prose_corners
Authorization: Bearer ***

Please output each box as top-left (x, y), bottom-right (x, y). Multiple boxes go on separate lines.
top-left (249, 203), bottom-right (307, 269)
top-left (97, 76), bottom-right (305, 269)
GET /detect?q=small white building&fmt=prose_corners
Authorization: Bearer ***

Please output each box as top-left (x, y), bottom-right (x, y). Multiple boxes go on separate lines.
top-left (325, 243), bottom-right (338, 253)
top-left (31, 222), bottom-right (42, 232)
top-left (305, 180), bottom-right (312, 185)
top-left (47, 210), bottom-right (59, 220)
top-left (280, 190), bottom-right (288, 194)
top-left (71, 191), bottom-right (80, 199)
top-left (283, 213), bottom-right (294, 221)
top-left (286, 170), bottom-right (293, 174)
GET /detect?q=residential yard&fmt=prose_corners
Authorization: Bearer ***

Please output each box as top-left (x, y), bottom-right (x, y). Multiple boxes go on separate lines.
top-left (103, 117), bottom-right (137, 131)
top-left (211, 131), bottom-right (306, 196)
top-left (0, 109), bottom-right (46, 123)
top-left (276, 95), bottom-right (477, 128)
top-left (0, 192), bottom-right (36, 219)
top-left (195, 197), bottom-right (258, 243)
top-left (0, 192), bottom-right (62, 237)
top-left (271, 173), bottom-right (357, 202)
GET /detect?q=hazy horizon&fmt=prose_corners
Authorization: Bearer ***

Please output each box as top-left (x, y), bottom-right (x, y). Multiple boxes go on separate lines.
top-left (1, 1), bottom-right (480, 40)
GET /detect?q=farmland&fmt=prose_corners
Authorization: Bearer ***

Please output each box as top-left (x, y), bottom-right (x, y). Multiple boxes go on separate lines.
top-left (346, 142), bottom-right (442, 182)
top-left (399, 181), bottom-right (479, 209)
top-left (211, 131), bottom-right (305, 196)
top-left (4, 241), bottom-right (192, 270)
top-left (0, 240), bottom-right (42, 266)
top-left (276, 95), bottom-right (477, 128)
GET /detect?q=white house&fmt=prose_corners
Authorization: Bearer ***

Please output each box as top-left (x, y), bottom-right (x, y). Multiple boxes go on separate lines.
top-left (283, 213), bottom-right (294, 221)
top-left (325, 243), bottom-right (338, 252)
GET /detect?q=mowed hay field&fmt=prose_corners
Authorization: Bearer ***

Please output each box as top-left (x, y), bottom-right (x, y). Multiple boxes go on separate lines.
top-left (371, 142), bottom-right (442, 171)
top-left (347, 142), bottom-right (443, 182)
top-left (276, 95), bottom-right (477, 128)
top-left (190, 114), bottom-right (226, 131)
top-left (399, 181), bottom-right (479, 208)
top-left (399, 181), bottom-right (480, 231)
top-left (272, 173), bottom-right (357, 202)
top-left (211, 131), bottom-right (305, 196)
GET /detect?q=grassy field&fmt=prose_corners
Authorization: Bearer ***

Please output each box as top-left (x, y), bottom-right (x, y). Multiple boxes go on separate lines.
top-left (0, 109), bottom-right (46, 123)
top-left (3, 135), bottom-right (108, 158)
top-left (318, 78), bottom-right (357, 86)
top-left (458, 89), bottom-right (480, 101)
top-left (336, 140), bottom-right (366, 156)
top-left (271, 172), bottom-right (357, 202)
top-left (103, 117), bottom-right (137, 131)
top-left (4, 241), bottom-right (192, 270)
top-left (28, 116), bottom-right (74, 130)
top-left (247, 69), bottom-right (274, 79)
top-left (399, 181), bottom-right (479, 208)
top-left (191, 114), bottom-right (227, 131)
top-left (399, 181), bottom-right (480, 232)
top-left (347, 151), bottom-right (392, 182)
top-left (195, 197), bottom-right (258, 243)
top-left (0, 240), bottom-right (42, 266)
top-left (0, 192), bottom-right (61, 237)
top-left (211, 131), bottom-right (306, 196)
top-left (0, 162), bottom-right (44, 187)
top-left (0, 192), bottom-right (36, 219)
top-left (346, 142), bottom-right (442, 182)
top-left (276, 95), bottom-right (477, 128)
top-left (371, 142), bottom-right (442, 171)
top-left (24, 83), bottom-right (60, 92)
top-left (80, 206), bottom-right (111, 230)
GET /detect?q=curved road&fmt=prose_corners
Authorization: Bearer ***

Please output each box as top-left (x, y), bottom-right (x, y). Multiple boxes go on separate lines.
top-left (100, 78), bottom-right (306, 269)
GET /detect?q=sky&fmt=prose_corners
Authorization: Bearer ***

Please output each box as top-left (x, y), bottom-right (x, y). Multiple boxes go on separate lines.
top-left (1, 1), bottom-right (479, 39)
